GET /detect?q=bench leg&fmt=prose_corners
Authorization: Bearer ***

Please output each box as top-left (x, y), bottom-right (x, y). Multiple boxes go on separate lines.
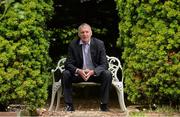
top-left (48, 85), bottom-right (56, 111)
top-left (55, 86), bottom-right (62, 111)
top-left (48, 82), bottom-right (61, 111)
top-left (112, 83), bottom-right (127, 111)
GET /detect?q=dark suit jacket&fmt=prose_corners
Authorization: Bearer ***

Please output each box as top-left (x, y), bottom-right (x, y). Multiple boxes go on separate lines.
top-left (65, 37), bottom-right (108, 76)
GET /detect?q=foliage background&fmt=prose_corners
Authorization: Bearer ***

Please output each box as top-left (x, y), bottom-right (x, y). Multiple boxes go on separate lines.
top-left (0, 0), bottom-right (179, 111)
top-left (116, 0), bottom-right (180, 106)
top-left (0, 0), bottom-right (53, 110)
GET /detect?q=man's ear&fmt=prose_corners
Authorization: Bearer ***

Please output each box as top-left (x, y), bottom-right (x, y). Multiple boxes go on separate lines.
top-left (78, 32), bottom-right (81, 37)
top-left (90, 30), bottom-right (92, 36)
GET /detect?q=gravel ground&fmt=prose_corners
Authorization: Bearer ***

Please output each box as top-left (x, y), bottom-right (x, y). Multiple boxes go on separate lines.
top-left (41, 110), bottom-right (127, 117)
top-left (41, 96), bottom-right (128, 116)
top-left (39, 98), bottom-right (179, 117)
top-left (40, 107), bottom-right (180, 117)
top-left (41, 88), bottom-right (179, 117)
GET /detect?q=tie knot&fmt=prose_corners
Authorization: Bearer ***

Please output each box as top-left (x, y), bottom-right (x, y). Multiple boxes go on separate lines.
top-left (82, 43), bottom-right (89, 47)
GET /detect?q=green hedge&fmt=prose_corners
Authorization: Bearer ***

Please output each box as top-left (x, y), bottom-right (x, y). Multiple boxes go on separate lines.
top-left (116, 0), bottom-right (180, 106)
top-left (0, 0), bottom-right (53, 110)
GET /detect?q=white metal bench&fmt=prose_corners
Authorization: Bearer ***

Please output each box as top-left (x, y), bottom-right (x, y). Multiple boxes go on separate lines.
top-left (48, 56), bottom-right (127, 112)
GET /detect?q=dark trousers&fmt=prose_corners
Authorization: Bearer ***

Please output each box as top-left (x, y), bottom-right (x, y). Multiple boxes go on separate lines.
top-left (62, 70), bottom-right (112, 104)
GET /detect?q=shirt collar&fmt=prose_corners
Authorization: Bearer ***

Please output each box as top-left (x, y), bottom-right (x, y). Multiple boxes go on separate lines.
top-left (79, 40), bottom-right (90, 45)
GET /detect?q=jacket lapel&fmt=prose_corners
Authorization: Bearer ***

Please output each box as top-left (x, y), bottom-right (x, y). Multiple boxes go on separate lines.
top-left (90, 38), bottom-right (96, 63)
top-left (76, 40), bottom-right (83, 62)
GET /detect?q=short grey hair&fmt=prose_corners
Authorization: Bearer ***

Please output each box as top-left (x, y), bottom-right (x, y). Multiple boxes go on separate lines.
top-left (78, 23), bottom-right (92, 32)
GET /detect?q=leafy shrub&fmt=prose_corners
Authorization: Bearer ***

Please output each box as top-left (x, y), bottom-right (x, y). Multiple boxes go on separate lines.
top-left (116, 0), bottom-right (180, 106)
top-left (0, 0), bottom-right (53, 110)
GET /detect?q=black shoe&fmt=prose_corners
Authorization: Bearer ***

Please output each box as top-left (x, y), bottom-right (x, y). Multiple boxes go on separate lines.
top-left (65, 103), bottom-right (75, 112)
top-left (100, 104), bottom-right (109, 112)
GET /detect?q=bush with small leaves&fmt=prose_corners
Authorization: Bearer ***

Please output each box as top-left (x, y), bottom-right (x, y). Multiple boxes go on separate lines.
top-left (116, 0), bottom-right (179, 106)
top-left (0, 0), bottom-right (53, 111)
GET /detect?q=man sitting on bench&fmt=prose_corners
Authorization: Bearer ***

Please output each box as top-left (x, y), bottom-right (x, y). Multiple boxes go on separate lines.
top-left (62, 23), bottom-right (112, 112)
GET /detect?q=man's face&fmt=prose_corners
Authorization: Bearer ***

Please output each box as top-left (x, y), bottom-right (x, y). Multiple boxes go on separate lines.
top-left (78, 26), bottom-right (92, 44)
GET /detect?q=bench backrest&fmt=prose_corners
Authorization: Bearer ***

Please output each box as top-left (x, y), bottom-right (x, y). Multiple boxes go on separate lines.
top-left (53, 56), bottom-right (124, 83)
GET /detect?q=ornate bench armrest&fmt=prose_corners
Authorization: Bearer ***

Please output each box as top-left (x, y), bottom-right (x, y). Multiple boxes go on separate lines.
top-left (51, 58), bottom-right (66, 83)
